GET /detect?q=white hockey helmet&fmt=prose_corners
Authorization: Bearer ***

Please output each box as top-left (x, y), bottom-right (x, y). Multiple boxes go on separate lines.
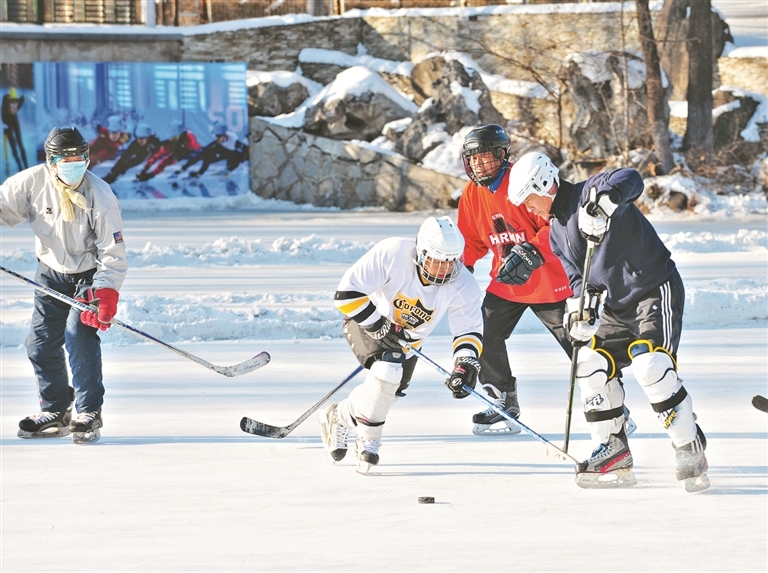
top-left (415, 216), bottom-right (465, 286)
top-left (507, 152), bottom-right (560, 206)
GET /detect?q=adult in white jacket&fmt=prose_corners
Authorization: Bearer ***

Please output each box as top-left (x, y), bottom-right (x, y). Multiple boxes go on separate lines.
top-left (322, 216), bottom-right (484, 473)
top-left (0, 126), bottom-right (128, 444)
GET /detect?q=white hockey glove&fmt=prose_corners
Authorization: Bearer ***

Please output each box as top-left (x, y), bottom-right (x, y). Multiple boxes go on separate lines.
top-left (578, 187), bottom-right (618, 243)
top-left (563, 293), bottom-right (601, 347)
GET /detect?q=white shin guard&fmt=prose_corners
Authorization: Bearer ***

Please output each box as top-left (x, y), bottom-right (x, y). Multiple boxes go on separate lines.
top-left (576, 347), bottom-right (625, 444)
top-left (631, 350), bottom-right (696, 447)
top-left (337, 360), bottom-right (402, 441)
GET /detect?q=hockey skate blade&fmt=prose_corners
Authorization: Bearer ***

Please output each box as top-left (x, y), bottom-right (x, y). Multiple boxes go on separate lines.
top-left (575, 469), bottom-right (637, 489)
top-left (72, 429), bottom-right (101, 445)
top-left (17, 427), bottom-right (70, 439)
top-left (472, 422), bottom-right (522, 436)
top-left (684, 472), bottom-right (710, 493)
top-left (356, 460), bottom-right (374, 475)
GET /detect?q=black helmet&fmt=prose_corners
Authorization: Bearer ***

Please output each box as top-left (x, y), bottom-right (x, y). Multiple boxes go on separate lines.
top-left (462, 124), bottom-right (511, 186)
top-left (44, 126), bottom-right (89, 163)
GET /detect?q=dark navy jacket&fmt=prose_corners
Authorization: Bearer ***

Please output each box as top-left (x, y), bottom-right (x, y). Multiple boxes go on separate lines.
top-left (548, 168), bottom-right (677, 311)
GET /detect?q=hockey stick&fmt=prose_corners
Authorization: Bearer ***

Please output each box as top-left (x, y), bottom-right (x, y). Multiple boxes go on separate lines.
top-left (400, 342), bottom-right (580, 465)
top-left (0, 265), bottom-right (270, 377)
top-left (240, 364), bottom-right (365, 438)
top-left (563, 237), bottom-right (597, 453)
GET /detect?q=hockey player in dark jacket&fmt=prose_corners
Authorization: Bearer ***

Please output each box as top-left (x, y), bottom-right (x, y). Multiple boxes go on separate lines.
top-left (507, 152), bottom-right (709, 493)
top-left (102, 123), bottom-right (160, 184)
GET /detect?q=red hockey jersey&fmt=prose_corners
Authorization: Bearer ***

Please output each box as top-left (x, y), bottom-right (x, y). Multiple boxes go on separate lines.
top-left (457, 168), bottom-right (572, 305)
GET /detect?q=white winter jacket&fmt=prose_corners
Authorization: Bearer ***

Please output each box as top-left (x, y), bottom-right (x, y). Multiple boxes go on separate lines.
top-left (0, 164), bottom-right (128, 291)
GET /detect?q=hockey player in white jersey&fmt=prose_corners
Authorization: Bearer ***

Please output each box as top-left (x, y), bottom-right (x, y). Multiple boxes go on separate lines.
top-left (321, 216), bottom-right (484, 473)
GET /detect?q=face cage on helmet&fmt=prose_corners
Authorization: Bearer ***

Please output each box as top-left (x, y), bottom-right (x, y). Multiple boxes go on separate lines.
top-left (417, 252), bottom-right (464, 286)
top-left (462, 147), bottom-right (506, 186)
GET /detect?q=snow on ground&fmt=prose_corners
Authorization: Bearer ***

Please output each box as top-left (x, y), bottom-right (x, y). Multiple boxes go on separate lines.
top-left (0, 202), bottom-right (766, 572)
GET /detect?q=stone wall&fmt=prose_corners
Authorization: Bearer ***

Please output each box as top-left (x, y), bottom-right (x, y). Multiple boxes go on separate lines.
top-left (1, 8), bottom-right (647, 78)
top-left (718, 56), bottom-right (768, 97)
top-left (250, 118), bottom-right (465, 211)
top-left (0, 5), bottom-right (657, 210)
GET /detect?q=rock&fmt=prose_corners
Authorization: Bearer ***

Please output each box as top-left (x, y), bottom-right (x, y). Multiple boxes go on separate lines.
top-left (248, 81), bottom-right (309, 117)
top-left (302, 66), bottom-right (418, 141)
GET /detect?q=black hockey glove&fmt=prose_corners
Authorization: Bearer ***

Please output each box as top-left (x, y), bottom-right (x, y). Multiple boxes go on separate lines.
top-left (496, 242), bottom-right (545, 285)
top-left (362, 316), bottom-right (409, 351)
top-left (446, 357), bottom-right (480, 399)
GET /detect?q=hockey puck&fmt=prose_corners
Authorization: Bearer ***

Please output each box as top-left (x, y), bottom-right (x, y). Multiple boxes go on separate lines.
top-left (418, 496), bottom-right (435, 504)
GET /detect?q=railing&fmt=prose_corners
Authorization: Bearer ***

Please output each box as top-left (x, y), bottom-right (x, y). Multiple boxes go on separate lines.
top-left (2, 0), bottom-right (139, 24)
top-left (1, 0), bottom-right (542, 25)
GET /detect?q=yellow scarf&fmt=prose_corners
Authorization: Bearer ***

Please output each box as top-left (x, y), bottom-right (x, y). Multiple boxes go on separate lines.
top-left (52, 176), bottom-right (89, 222)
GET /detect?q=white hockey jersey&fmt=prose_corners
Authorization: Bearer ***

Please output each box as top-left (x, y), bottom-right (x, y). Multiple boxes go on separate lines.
top-left (335, 237), bottom-right (483, 360)
top-left (0, 164), bottom-right (128, 291)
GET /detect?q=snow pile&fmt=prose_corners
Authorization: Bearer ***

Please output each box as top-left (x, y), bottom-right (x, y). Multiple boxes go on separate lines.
top-left (1, 225), bottom-right (764, 347)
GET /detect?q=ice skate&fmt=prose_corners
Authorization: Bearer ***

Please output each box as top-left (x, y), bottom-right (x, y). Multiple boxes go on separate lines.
top-left (355, 437), bottom-right (381, 475)
top-left (69, 410), bottom-right (102, 445)
top-left (319, 403), bottom-right (349, 463)
top-left (472, 390), bottom-right (521, 436)
top-left (575, 429), bottom-right (637, 489)
top-left (17, 410), bottom-right (71, 439)
top-left (674, 428), bottom-right (710, 493)
top-left (623, 405), bottom-right (637, 436)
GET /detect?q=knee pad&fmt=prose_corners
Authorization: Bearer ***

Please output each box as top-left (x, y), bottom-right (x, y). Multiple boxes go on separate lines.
top-left (576, 347), bottom-right (613, 392)
top-left (338, 358), bottom-right (402, 439)
top-left (631, 347), bottom-right (678, 400)
top-left (631, 345), bottom-right (696, 446)
top-left (577, 348), bottom-right (624, 443)
top-left (369, 359), bottom-right (403, 387)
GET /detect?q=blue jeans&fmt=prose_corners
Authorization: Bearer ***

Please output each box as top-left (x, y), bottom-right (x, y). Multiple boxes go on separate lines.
top-left (26, 263), bottom-right (104, 413)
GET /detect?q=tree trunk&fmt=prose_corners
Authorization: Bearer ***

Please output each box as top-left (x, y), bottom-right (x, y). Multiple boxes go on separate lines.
top-left (636, 0), bottom-right (674, 175)
top-left (683, 0), bottom-right (714, 168)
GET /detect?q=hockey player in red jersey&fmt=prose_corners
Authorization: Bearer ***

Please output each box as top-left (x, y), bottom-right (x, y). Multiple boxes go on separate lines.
top-left (136, 120), bottom-right (201, 181)
top-left (457, 125), bottom-right (573, 435)
top-left (322, 216), bottom-right (484, 473)
top-left (88, 116), bottom-right (130, 168)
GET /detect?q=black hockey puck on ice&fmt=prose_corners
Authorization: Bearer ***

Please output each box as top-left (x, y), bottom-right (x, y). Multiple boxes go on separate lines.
top-left (418, 496), bottom-right (435, 504)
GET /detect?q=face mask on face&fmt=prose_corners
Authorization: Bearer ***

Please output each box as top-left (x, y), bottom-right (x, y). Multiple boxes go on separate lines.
top-left (55, 160), bottom-right (88, 186)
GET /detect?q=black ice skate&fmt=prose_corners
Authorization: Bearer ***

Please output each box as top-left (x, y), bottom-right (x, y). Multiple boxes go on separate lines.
top-left (674, 425), bottom-right (710, 493)
top-left (69, 409), bottom-right (102, 444)
top-left (18, 410), bottom-right (72, 439)
top-left (575, 428), bottom-right (637, 489)
top-left (319, 403), bottom-right (349, 463)
top-left (472, 390), bottom-right (521, 436)
top-left (355, 437), bottom-right (381, 475)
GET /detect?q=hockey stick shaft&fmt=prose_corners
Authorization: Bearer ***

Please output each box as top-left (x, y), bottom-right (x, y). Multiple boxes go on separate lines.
top-left (240, 364), bottom-right (365, 438)
top-left (401, 343), bottom-right (579, 465)
top-left (0, 264), bottom-right (270, 377)
top-left (563, 238), bottom-right (596, 453)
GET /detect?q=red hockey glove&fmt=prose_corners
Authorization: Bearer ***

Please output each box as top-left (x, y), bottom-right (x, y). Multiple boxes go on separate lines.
top-left (78, 288), bottom-right (119, 331)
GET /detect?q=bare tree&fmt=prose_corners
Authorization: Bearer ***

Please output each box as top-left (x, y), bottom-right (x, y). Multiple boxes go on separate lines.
top-left (683, 0), bottom-right (714, 168)
top-left (636, 0), bottom-right (674, 174)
